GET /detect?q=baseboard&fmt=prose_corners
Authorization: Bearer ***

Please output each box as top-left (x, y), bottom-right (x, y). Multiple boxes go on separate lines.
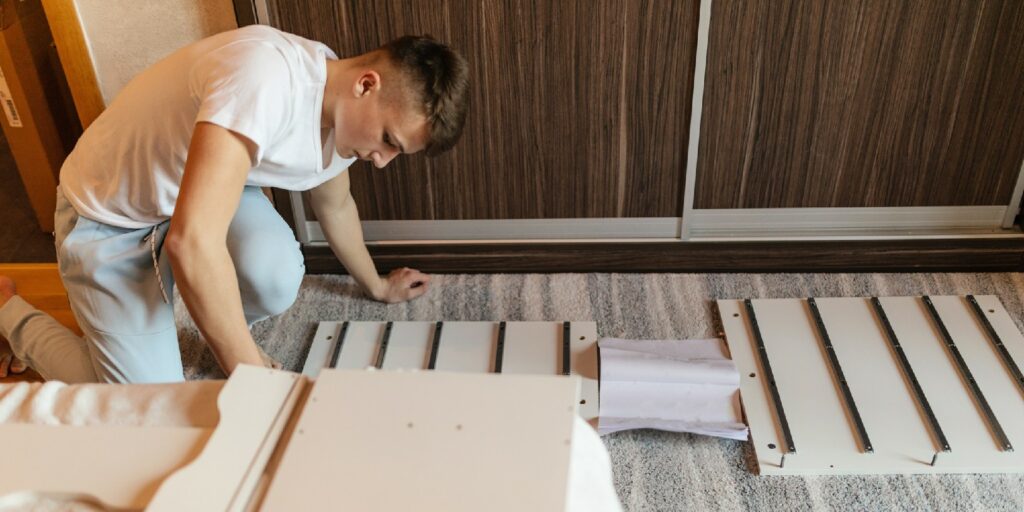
top-left (302, 239), bottom-right (1024, 274)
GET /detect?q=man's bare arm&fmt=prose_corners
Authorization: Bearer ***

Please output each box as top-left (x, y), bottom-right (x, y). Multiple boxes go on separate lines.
top-left (165, 122), bottom-right (263, 375)
top-left (309, 171), bottom-right (430, 303)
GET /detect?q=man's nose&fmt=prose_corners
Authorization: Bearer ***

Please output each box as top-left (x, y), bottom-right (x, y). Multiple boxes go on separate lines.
top-left (372, 149), bottom-right (399, 169)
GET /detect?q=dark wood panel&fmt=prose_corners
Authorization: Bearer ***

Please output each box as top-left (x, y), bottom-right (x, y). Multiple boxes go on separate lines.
top-left (696, 0), bottom-right (1024, 209)
top-left (621, 0), bottom-right (697, 217)
top-left (231, 0), bottom-right (257, 26)
top-left (270, 0), bottom-right (698, 220)
top-left (302, 238), bottom-right (1024, 274)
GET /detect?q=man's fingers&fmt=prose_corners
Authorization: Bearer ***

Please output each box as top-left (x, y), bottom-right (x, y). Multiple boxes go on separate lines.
top-left (378, 268), bottom-right (431, 303)
top-left (10, 356), bottom-right (27, 374)
top-left (402, 269), bottom-right (431, 286)
top-left (256, 344), bottom-right (282, 370)
top-left (0, 354), bottom-right (10, 378)
top-left (404, 281), bottom-right (429, 300)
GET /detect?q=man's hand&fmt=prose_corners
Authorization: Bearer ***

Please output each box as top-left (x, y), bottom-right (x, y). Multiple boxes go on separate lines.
top-left (256, 343), bottom-right (283, 370)
top-left (310, 173), bottom-right (435, 305)
top-left (372, 267), bottom-right (431, 303)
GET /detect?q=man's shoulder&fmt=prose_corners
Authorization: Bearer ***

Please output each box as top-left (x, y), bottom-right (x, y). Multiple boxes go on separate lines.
top-left (193, 25), bottom-right (335, 83)
top-left (212, 25), bottom-right (335, 61)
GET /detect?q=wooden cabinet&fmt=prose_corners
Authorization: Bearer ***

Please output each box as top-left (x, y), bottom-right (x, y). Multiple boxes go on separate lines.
top-left (270, 0), bottom-right (699, 221)
top-left (249, 0), bottom-right (1024, 271)
top-left (696, 0), bottom-right (1024, 209)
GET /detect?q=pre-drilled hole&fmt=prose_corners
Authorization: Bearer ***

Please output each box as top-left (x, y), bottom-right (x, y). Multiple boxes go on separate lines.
top-left (749, 373), bottom-right (756, 378)
top-left (767, 443), bottom-right (776, 449)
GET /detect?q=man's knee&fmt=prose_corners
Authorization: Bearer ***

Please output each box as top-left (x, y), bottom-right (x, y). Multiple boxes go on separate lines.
top-left (236, 239), bottom-right (304, 320)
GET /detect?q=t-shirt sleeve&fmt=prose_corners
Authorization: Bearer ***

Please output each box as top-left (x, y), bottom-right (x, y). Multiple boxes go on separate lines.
top-left (189, 41), bottom-right (294, 165)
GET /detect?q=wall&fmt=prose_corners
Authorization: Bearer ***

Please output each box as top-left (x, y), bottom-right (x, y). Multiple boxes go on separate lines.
top-left (74, 0), bottom-right (237, 105)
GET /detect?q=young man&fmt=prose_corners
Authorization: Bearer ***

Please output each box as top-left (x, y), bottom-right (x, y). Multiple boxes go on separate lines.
top-left (0, 25), bottom-right (469, 383)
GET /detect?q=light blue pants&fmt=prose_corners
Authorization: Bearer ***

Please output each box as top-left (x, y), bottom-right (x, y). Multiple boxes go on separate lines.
top-left (0, 186), bottom-right (305, 383)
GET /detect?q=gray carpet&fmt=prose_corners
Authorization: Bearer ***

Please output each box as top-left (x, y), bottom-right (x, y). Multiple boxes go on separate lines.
top-left (175, 272), bottom-right (1024, 511)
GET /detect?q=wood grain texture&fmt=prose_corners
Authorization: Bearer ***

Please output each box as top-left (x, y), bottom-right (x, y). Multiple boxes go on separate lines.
top-left (0, 264), bottom-right (80, 334)
top-left (0, 2), bottom-right (65, 232)
top-left (269, 0), bottom-right (698, 220)
top-left (41, 0), bottom-right (106, 129)
top-left (302, 238), bottom-right (1024, 274)
top-left (695, 0), bottom-right (1024, 209)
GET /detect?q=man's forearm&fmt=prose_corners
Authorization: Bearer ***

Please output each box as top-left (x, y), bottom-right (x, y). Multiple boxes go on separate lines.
top-left (314, 199), bottom-right (384, 299)
top-left (167, 237), bottom-right (263, 374)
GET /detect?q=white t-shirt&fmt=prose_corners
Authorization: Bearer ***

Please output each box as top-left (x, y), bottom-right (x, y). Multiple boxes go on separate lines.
top-left (59, 25), bottom-right (355, 229)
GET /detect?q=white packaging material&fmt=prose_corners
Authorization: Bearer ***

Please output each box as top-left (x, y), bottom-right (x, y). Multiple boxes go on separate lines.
top-left (598, 337), bottom-right (748, 440)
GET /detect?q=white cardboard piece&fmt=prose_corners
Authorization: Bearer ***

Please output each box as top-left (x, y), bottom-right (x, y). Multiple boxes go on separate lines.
top-left (597, 337), bottom-right (747, 439)
top-left (261, 370), bottom-right (580, 512)
top-left (1, 366), bottom-right (592, 510)
top-left (148, 366), bottom-right (304, 511)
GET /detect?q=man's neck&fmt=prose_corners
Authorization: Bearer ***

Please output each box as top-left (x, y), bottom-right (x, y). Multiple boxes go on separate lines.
top-left (321, 58), bottom-right (358, 129)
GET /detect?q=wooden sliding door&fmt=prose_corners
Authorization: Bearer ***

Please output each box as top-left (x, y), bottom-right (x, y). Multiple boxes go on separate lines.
top-left (241, 0), bottom-right (1024, 272)
top-left (695, 0), bottom-right (1024, 210)
top-left (267, 0), bottom-right (699, 221)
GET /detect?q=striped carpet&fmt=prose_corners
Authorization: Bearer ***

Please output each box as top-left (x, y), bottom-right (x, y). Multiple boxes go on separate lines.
top-left (177, 272), bottom-right (1024, 512)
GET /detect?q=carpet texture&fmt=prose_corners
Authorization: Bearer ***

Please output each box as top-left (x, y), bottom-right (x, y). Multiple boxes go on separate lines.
top-left (175, 272), bottom-right (1024, 511)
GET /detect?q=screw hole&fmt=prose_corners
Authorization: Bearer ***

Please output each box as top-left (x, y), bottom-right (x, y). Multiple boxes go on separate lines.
top-left (830, 464), bottom-right (834, 468)
top-left (456, 424), bottom-right (462, 431)
top-left (767, 443), bottom-right (776, 449)
top-left (580, 399), bottom-right (586, 405)
top-left (733, 313), bottom-right (739, 317)
top-left (749, 373), bottom-right (756, 378)
top-left (988, 309), bottom-right (995, 314)
top-left (407, 422), bottom-right (414, 428)
top-left (327, 336), bottom-right (333, 340)
top-left (579, 336), bottom-right (585, 340)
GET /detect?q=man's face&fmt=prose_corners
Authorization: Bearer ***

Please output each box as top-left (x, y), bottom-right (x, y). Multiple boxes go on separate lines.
top-left (333, 72), bottom-right (429, 169)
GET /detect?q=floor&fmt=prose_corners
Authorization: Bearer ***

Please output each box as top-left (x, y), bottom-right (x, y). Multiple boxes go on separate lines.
top-left (3, 260), bottom-right (1024, 509)
top-left (0, 132), bottom-right (57, 264)
top-left (198, 272), bottom-right (1021, 512)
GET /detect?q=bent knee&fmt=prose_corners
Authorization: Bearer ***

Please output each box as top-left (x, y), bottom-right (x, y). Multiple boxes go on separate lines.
top-left (250, 270), bottom-right (302, 318)
top-left (237, 244), bottom-right (304, 320)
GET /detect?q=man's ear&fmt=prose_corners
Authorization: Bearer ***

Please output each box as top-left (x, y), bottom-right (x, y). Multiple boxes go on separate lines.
top-left (353, 70), bottom-right (382, 98)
